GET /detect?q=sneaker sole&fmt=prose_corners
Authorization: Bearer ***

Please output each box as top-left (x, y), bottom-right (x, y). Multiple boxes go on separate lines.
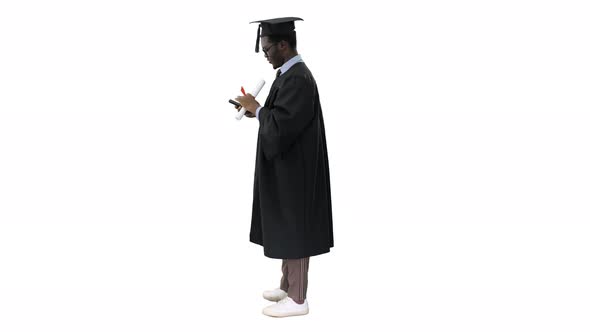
top-left (262, 295), bottom-right (288, 302)
top-left (262, 309), bottom-right (309, 318)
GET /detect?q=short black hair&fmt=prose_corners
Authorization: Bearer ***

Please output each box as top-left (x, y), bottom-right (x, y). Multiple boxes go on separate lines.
top-left (267, 32), bottom-right (297, 50)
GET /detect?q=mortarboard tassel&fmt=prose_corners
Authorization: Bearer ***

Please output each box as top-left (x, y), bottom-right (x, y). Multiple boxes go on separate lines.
top-left (255, 24), bottom-right (261, 53)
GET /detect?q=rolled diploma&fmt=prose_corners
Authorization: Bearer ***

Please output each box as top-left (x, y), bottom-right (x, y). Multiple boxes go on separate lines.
top-left (236, 80), bottom-right (266, 120)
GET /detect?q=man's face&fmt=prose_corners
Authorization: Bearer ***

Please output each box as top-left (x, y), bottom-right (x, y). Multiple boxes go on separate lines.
top-left (260, 36), bottom-right (281, 69)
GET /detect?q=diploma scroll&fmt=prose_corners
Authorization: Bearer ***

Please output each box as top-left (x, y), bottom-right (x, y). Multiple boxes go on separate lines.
top-left (235, 80), bottom-right (266, 120)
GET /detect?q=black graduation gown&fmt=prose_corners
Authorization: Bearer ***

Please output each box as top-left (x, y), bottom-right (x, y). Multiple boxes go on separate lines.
top-left (250, 62), bottom-right (334, 259)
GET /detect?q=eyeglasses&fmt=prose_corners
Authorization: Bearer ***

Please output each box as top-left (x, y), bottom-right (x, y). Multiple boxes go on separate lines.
top-left (262, 43), bottom-right (277, 55)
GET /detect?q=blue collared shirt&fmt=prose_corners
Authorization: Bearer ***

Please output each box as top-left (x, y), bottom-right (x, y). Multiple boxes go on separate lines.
top-left (255, 55), bottom-right (304, 120)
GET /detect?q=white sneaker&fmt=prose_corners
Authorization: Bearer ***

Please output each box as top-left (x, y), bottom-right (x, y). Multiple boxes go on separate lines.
top-left (262, 288), bottom-right (288, 302)
top-left (263, 297), bottom-right (309, 318)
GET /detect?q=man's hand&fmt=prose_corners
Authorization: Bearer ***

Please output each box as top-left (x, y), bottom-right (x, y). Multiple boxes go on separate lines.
top-left (235, 93), bottom-right (261, 118)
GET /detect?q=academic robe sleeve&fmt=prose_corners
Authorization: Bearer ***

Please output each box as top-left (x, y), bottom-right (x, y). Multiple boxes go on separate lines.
top-left (257, 74), bottom-right (315, 160)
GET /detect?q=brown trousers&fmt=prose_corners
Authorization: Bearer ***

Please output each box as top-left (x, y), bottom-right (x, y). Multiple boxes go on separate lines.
top-left (279, 257), bottom-right (310, 304)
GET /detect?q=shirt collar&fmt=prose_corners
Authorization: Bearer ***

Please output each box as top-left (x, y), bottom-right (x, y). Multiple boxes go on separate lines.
top-left (279, 54), bottom-right (303, 76)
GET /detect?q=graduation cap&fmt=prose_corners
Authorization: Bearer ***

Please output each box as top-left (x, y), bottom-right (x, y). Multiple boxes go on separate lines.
top-left (250, 17), bottom-right (303, 53)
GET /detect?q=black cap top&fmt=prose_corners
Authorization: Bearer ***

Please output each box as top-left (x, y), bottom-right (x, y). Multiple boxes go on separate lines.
top-left (250, 17), bottom-right (303, 53)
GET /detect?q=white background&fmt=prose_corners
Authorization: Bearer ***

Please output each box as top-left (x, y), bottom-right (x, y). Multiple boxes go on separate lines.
top-left (1, 0), bottom-right (589, 331)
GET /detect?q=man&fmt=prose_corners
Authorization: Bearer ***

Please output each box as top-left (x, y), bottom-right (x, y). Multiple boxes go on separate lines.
top-left (235, 17), bottom-right (333, 318)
